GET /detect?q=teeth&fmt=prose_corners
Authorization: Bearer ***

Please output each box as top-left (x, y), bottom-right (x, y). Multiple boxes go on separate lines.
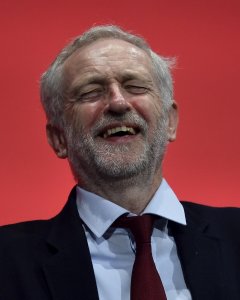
top-left (103, 126), bottom-right (136, 138)
top-left (129, 128), bottom-right (135, 134)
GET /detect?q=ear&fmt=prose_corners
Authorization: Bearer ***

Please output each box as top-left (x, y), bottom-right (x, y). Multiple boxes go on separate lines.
top-left (167, 100), bottom-right (178, 142)
top-left (46, 123), bottom-right (68, 159)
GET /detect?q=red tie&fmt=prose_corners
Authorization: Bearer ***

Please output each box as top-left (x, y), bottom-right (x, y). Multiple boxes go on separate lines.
top-left (115, 215), bottom-right (167, 300)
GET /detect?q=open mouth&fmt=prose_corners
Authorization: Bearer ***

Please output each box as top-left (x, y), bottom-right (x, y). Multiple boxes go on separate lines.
top-left (101, 126), bottom-right (139, 139)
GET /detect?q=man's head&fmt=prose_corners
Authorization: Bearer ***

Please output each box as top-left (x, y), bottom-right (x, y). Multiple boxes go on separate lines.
top-left (40, 25), bottom-right (178, 187)
top-left (41, 25), bottom-right (175, 128)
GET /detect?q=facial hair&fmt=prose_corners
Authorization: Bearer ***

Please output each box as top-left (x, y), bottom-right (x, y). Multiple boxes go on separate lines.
top-left (64, 110), bottom-right (168, 183)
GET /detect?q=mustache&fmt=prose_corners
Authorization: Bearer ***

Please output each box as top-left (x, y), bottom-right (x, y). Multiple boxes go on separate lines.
top-left (91, 112), bottom-right (148, 136)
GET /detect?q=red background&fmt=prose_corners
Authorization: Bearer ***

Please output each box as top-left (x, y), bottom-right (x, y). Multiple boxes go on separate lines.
top-left (1, 0), bottom-right (240, 225)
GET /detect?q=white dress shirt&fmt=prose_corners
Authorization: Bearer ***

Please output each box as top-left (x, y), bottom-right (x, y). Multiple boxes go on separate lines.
top-left (76, 179), bottom-right (192, 300)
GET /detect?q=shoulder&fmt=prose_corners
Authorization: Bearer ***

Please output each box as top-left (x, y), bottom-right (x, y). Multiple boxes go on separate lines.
top-left (181, 201), bottom-right (240, 238)
top-left (0, 187), bottom-right (77, 247)
top-left (181, 200), bottom-right (240, 211)
top-left (0, 218), bottom-right (54, 253)
top-left (181, 201), bottom-right (240, 219)
top-left (0, 218), bottom-right (52, 233)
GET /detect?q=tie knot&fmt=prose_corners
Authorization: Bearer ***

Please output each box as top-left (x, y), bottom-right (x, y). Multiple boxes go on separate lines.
top-left (114, 214), bottom-right (156, 244)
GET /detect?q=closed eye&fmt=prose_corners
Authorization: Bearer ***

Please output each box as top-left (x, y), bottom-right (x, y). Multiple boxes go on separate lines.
top-left (77, 89), bottom-right (104, 102)
top-left (125, 85), bottom-right (148, 95)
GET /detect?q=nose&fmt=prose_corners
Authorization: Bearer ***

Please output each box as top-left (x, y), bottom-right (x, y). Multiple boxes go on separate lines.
top-left (105, 84), bottom-right (131, 114)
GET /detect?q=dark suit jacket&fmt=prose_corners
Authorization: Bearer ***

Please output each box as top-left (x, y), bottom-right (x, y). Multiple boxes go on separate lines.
top-left (0, 188), bottom-right (240, 300)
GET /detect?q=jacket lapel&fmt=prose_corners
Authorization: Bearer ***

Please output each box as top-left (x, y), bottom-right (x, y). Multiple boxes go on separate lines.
top-left (42, 188), bottom-right (99, 300)
top-left (170, 202), bottom-right (227, 300)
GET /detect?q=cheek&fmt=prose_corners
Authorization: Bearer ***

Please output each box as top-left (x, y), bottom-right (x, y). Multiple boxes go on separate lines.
top-left (131, 96), bottom-right (163, 123)
top-left (65, 102), bottom-right (105, 131)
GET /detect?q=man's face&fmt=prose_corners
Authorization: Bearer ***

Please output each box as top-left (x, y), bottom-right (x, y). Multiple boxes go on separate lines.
top-left (52, 39), bottom-right (177, 182)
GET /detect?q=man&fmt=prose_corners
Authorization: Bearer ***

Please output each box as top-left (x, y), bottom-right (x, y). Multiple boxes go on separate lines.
top-left (0, 25), bottom-right (240, 300)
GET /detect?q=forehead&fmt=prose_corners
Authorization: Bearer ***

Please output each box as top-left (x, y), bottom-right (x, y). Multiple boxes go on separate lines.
top-left (62, 38), bottom-right (154, 82)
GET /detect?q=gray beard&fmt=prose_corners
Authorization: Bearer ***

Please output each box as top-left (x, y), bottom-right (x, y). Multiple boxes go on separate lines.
top-left (65, 111), bottom-right (168, 184)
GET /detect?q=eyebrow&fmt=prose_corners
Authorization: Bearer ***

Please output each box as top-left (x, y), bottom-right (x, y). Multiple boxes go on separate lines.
top-left (120, 72), bottom-right (153, 82)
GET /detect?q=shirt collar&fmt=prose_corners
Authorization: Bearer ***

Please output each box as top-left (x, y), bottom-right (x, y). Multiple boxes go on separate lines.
top-left (143, 179), bottom-right (186, 225)
top-left (76, 179), bottom-right (186, 238)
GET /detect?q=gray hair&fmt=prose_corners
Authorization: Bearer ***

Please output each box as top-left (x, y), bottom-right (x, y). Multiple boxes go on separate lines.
top-left (40, 25), bottom-right (175, 127)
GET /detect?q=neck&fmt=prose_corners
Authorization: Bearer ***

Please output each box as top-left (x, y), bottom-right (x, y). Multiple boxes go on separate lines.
top-left (77, 168), bottom-right (163, 215)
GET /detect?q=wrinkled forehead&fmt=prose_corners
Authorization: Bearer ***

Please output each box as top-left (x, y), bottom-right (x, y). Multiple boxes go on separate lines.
top-left (62, 38), bottom-right (154, 80)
